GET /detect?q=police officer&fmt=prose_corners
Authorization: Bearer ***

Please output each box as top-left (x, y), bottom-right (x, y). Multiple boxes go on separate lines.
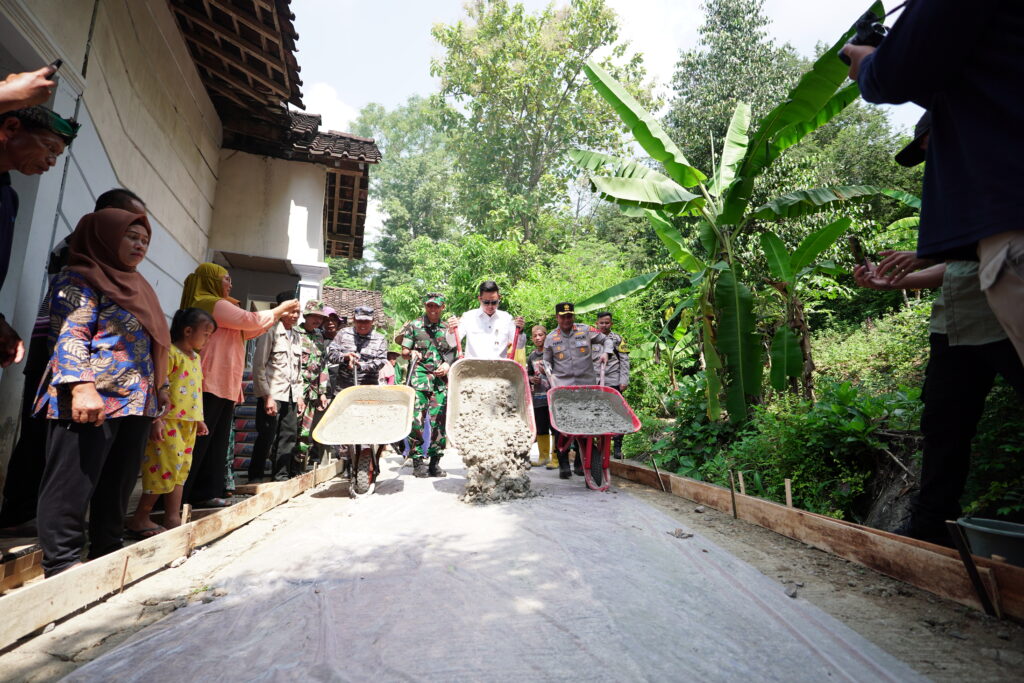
top-left (543, 302), bottom-right (614, 479)
top-left (399, 292), bottom-right (456, 478)
top-left (594, 311), bottom-right (630, 459)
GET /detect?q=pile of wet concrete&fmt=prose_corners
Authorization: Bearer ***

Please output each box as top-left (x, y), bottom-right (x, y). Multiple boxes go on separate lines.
top-left (450, 377), bottom-right (534, 504)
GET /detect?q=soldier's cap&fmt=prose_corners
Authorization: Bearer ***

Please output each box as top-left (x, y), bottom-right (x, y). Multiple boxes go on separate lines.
top-left (555, 301), bottom-right (575, 316)
top-left (302, 299), bottom-right (326, 318)
top-left (423, 292), bottom-right (446, 305)
top-left (353, 305), bottom-right (374, 321)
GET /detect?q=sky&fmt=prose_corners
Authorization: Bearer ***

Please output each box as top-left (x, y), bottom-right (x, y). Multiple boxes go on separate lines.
top-left (291, 0), bottom-right (923, 132)
top-left (289, 0), bottom-right (923, 254)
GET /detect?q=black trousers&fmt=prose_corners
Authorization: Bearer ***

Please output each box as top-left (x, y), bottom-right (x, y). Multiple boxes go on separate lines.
top-left (0, 335), bottom-right (53, 527)
top-left (914, 334), bottom-right (1024, 532)
top-left (183, 393), bottom-right (235, 504)
top-left (249, 397), bottom-right (299, 479)
top-left (36, 415), bottom-right (152, 576)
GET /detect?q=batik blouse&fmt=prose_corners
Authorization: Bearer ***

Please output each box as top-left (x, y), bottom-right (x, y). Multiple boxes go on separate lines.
top-left (34, 270), bottom-right (158, 420)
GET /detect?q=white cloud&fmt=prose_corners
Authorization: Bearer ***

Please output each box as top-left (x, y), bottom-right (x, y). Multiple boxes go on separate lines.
top-left (299, 81), bottom-right (358, 132)
top-left (604, 0), bottom-right (702, 98)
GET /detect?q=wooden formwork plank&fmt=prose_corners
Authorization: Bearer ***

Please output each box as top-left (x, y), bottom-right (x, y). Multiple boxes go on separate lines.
top-left (611, 460), bottom-right (1024, 621)
top-left (0, 459), bottom-right (343, 650)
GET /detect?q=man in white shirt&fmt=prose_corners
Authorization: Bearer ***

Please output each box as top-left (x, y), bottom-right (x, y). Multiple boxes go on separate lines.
top-left (447, 280), bottom-right (526, 359)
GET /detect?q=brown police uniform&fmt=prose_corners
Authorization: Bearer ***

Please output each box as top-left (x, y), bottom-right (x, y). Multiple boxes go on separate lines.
top-left (543, 323), bottom-right (614, 387)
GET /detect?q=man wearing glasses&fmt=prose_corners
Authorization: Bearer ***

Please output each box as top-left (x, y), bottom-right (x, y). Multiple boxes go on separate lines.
top-left (446, 280), bottom-right (526, 360)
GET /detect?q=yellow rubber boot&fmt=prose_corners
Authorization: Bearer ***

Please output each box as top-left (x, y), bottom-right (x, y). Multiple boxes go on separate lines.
top-left (543, 436), bottom-right (559, 469)
top-left (532, 434), bottom-right (551, 467)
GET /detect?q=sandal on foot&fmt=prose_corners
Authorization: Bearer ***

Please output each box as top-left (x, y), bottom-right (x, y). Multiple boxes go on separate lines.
top-left (194, 497), bottom-right (231, 508)
top-left (125, 525), bottom-right (166, 540)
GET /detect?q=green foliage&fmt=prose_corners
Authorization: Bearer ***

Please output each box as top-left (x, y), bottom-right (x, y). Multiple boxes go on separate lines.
top-left (813, 300), bottom-right (932, 394)
top-left (431, 0), bottom-right (651, 241)
top-left (350, 97), bottom-right (457, 272)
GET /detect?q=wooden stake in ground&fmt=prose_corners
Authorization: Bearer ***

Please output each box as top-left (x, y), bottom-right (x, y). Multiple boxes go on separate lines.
top-left (728, 470), bottom-right (738, 519)
top-left (738, 471), bottom-right (746, 495)
top-left (784, 479), bottom-right (793, 508)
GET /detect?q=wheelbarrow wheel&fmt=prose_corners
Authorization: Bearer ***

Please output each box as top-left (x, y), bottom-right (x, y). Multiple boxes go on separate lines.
top-left (350, 449), bottom-right (372, 496)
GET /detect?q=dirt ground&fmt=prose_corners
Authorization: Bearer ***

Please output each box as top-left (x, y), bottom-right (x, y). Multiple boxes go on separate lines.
top-left (617, 477), bottom-right (1024, 681)
top-left (0, 469), bottom-right (1021, 681)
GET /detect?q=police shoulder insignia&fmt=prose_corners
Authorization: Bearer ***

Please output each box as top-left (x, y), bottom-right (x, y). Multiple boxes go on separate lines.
top-left (618, 341), bottom-right (629, 353)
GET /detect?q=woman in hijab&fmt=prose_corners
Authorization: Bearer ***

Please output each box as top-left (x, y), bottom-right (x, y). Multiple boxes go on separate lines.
top-left (34, 208), bottom-right (170, 577)
top-left (179, 263), bottom-right (299, 506)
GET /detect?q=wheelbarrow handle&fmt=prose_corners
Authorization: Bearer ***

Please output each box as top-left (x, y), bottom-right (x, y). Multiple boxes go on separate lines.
top-left (509, 326), bottom-right (520, 361)
top-left (405, 351), bottom-right (420, 386)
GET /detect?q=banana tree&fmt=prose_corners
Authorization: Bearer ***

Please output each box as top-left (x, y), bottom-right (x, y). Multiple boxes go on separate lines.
top-left (573, 2), bottom-right (893, 423)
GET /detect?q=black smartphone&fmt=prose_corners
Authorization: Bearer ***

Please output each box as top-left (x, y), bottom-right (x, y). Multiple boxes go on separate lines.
top-left (47, 58), bottom-right (62, 75)
top-left (848, 236), bottom-right (868, 266)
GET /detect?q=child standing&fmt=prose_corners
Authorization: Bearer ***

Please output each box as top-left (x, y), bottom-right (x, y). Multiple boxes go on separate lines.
top-left (127, 308), bottom-right (216, 537)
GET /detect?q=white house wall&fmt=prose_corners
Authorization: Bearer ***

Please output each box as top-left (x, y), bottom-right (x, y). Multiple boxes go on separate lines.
top-left (209, 149), bottom-right (328, 268)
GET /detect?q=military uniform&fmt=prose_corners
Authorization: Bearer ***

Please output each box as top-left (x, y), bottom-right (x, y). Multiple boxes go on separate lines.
top-left (399, 311), bottom-right (456, 468)
top-left (327, 327), bottom-right (388, 387)
top-left (298, 301), bottom-right (330, 465)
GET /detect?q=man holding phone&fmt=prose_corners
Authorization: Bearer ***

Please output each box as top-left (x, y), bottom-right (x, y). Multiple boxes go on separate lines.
top-left (0, 62), bottom-right (60, 111)
top-left (0, 102), bottom-right (78, 367)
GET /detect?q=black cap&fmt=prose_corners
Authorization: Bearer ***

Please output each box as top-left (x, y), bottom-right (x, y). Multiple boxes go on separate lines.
top-left (555, 301), bottom-right (574, 315)
top-left (895, 111), bottom-right (931, 167)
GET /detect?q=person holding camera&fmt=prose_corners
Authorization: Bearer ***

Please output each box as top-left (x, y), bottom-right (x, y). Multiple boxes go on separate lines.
top-left (843, 0), bottom-right (1024, 363)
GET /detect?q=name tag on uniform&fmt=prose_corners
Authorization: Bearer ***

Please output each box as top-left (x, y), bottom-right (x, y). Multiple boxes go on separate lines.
top-left (557, 352), bottom-right (564, 359)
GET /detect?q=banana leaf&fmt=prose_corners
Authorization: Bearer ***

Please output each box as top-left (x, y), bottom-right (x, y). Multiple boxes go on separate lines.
top-left (698, 219), bottom-right (719, 258)
top-left (590, 175), bottom-right (703, 214)
top-left (715, 268), bottom-right (762, 422)
top-left (568, 148), bottom-right (655, 179)
top-left (576, 271), bottom-right (664, 314)
top-left (702, 318), bottom-right (722, 422)
top-left (745, 83), bottom-right (861, 180)
top-left (584, 60), bottom-right (707, 188)
top-left (759, 231), bottom-right (794, 283)
top-left (749, 186), bottom-right (880, 220)
top-left (710, 102), bottom-right (750, 197)
top-left (791, 217), bottom-right (852, 273)
top-left (721, 2), bottom-right (882, 222)
top-left (883, 216), bottom-right (921, 233)
top-left (769, 325), bottom-right (803, 392)
top-left (647, 210), bottom-right (705, 272)
top-left (879, 188), bottom-right (922, 209)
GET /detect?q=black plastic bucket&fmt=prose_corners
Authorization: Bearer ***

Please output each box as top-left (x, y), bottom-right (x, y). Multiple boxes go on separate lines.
top-left (957, 517), bottom-right (1024, 567)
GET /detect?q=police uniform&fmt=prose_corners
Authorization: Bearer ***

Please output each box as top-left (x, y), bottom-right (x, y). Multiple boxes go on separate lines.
top-left (592, 327), bottom-right (630, 458)
top-left (399, 293), bottom-right (457, 477)
top-left (543, 302), bottom-right (614, 479)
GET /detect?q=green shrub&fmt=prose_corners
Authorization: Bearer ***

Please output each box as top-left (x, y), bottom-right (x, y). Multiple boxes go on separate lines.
top-left (963, 381), bottom-right (1024, 521)
top-left (813, 299), bottom-right (931, 393)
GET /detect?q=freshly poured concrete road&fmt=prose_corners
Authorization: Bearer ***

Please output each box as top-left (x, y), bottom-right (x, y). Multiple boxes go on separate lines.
top-left (67, 453), bottom-right (923, 682)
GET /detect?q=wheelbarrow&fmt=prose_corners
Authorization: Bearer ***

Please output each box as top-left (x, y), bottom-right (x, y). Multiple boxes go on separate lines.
top-left (445, 358), bottom-right (536, 454)
top-left (312, 363), bottom-right (416, 498)
top-left (547, 384), bottom-right (640, 491)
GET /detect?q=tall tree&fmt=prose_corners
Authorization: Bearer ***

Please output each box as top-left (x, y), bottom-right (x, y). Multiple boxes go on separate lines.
top-left (350, 96), bottom-right (457, 272)
top-left (666, 0), bottom-right (803, 177)
top-left (431, 0), bottom-right (650, 242)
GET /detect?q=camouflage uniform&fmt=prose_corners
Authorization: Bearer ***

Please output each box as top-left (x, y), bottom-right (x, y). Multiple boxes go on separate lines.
top-left (399, 315), bottom-right (456, 461)
top-left (298, 323), bottom-right (330, 463)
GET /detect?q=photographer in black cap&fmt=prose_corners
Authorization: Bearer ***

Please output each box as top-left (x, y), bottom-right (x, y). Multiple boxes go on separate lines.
top-left (843, 0), bottom-right (1024, 364)
top-left (852, 112), bottom-right (1024, 545)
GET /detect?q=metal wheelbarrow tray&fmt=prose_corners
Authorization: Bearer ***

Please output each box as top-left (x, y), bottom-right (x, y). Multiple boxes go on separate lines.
top-left (445, 358), bottom-right (536, 453)
top-left (547, 386), bottom-right (641, 491)
top-left (312, 384), bottom-right (416, 496)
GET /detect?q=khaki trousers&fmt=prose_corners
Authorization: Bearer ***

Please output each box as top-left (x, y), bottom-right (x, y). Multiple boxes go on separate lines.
top-left (978, 230), bottom-right (1024, 363)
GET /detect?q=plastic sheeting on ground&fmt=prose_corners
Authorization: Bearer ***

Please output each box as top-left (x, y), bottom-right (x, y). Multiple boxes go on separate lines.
top-left (66, 452), bottom-right (924, 682)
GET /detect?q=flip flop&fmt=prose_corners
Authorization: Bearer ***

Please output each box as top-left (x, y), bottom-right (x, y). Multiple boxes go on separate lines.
top-left (125, 525), bottom-right (166, 540)
top-left (194, 498), bottom-right (232, 508)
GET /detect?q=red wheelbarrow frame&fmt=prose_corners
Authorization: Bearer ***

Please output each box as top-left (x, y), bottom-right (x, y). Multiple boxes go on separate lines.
top-left (547, 385), bottom-right (641, 491)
